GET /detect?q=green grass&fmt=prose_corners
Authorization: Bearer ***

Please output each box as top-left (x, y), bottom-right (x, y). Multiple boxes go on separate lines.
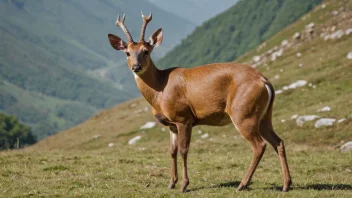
top-left (1, 136), bottom-right (351, 197)
top-left (1, 0), bottom-right (352, 197)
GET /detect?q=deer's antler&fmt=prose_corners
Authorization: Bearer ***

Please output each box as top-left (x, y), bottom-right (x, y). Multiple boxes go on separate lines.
top-left (139, 11), bottom-right (152, 42)
top-left (115, 14), bottom-right (133, 43)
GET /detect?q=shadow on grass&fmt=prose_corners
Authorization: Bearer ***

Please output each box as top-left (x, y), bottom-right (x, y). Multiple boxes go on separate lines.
top-left (265, 184), bottom-right (352, 191)
top-left (187, 181), bottom-right (242, 192)
top-left (189, 182), bottom-right (352, 192)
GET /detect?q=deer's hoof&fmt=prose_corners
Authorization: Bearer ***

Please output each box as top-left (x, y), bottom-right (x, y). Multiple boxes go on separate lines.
top-left (236, 183), bottom-right (246, 191)
top-left (167, 183), bottom-right (176, 189)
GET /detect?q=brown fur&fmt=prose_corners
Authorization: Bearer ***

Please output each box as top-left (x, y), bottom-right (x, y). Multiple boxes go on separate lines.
top-left (108, 14), bottom-right (292, 192)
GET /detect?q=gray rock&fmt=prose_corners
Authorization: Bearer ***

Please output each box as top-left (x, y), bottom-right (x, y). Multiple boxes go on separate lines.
top-left (293, 32), bottom-right (301, 40)
top-left (347, 52), bottom-right (352, 60)
top-left (341, 141), bottom-right (352, 153)
top-left (317, 106), bottom-right (331, 112)
top-left (128, 136), bottom-right (142, 145)
top-left (314, 118), bottom-right (336, 128)
top-left (296, 115), bottom-right (320, 126)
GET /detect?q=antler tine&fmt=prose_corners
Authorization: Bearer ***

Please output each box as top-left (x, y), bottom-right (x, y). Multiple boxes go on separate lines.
top-left (115, 14), bottom-right (133, 43)
top-left (139, 11), bottom-right (152, 42)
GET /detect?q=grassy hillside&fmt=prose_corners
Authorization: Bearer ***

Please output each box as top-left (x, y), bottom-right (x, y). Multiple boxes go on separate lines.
top-left (0, 0), bottom-right (195, 139)
top-left (1, 0), bottom-right (352, 197)
top-left (157, 0), bottom-right (322, 69)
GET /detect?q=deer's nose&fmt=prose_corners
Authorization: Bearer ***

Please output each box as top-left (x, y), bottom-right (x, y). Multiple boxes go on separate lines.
top-left (132, 64), bottom-right (142, 73)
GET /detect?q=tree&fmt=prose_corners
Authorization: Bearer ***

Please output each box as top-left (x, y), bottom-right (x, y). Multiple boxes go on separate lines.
top-left (0, 113), bottom-right (37, 150)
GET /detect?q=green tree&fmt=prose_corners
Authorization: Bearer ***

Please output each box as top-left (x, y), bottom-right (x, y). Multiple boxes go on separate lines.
top-left (0, 113), bottom-right (37, 150)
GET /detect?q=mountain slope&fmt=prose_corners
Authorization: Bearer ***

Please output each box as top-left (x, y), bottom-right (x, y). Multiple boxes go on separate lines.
top-left (148, 0), bottom-right (239, 25)
top-left (157, 0), bottom-right (322, 69)
top-left (0, 0), bottom-right (195, 139)
top-left (35, 0), bottom-right (351, 150)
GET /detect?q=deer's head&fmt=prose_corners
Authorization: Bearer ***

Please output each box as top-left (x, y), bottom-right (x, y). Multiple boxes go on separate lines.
top-left (108, 12), bottom-right (163, 74)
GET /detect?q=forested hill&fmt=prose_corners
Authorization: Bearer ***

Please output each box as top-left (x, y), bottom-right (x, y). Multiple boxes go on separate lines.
top-left (0, 0), bottom-right (195, 139)
top-left (157, 0), bottom-right (322, 69)
top-left (148, 0), bottom-right (239, 25)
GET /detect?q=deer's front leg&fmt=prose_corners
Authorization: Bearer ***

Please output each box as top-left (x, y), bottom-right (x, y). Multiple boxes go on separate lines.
top-left (176, 122), bottom-right (192, 192)
top-left (168, 126), bottom-right (178, 189)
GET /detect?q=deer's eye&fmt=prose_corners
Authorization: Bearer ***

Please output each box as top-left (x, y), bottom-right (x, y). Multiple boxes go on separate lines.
top-left (144, 50), bottom-right (149, 56)
top-left (126, 52), bottom-right (130, 57)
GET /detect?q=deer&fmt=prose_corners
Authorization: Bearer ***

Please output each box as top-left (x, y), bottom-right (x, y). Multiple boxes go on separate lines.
top-left (108, 12), bottom-right (292, 192)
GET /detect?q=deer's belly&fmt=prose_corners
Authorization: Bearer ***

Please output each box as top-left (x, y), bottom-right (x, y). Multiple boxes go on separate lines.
top-left (194, 112), bottom-right (232, 126)
top-left (153, 111), bottom-right (232, 127)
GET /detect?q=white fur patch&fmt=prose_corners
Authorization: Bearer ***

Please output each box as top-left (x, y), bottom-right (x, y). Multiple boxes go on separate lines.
top-left (262, 84), bottom-right (272, 119)
top-left (171, 132), bottom-right (177, 146)
top-left (133, 73), bottom-right (139, 79)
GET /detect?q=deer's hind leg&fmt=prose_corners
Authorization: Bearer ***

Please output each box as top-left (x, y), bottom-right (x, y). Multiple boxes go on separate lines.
top-left (228, 83), bottom-right (269, 191)
top-left (259, 110), bottom-right (292, 192)
top-left (231, 116), bottom-right (266, 191)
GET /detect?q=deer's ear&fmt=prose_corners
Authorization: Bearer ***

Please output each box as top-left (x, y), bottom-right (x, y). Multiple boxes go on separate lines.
top-left (108, 34), bottom-right (127, 51)
top-left (147, 28), bottom-right (163, 48)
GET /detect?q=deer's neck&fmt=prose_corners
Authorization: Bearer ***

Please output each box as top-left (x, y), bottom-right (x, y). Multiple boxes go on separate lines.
top-left (134, 61), bottom-right (165, 107)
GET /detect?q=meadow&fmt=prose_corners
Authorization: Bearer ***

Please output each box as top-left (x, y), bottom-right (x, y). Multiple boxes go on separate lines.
top-left (1, 0), bottom-right (352, 197)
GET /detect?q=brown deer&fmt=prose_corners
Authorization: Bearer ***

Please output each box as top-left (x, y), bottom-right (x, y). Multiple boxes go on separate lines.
top-left (108, 12), bottom-right (292, 192)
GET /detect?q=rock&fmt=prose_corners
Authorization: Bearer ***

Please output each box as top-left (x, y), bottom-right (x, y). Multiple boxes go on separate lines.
top-left (287, 80), bottom-right (307, 89)
top-left (280, 69), bottom-right (284, 72)
top-left (340, 141), bottom-right (352, 153)
top-left (296, 115), bottom-right (320, 126)
top-left (281, 119), bottom-right (286, 123)
top-left (346, 28), bottom-right (352, 35)
top-left (321, 4), bottom-right (326, 9)
top-left (331, 10), bottom-right (339, 16)
top-left (329, 30), bottom-right (344, 39)
top-left (323, 35), bottom-right (330, 41)
top-left (338, 118), bottom-right (346, 123)
top-left (306, 22), bottom-right (315, 29)
top-left (140, 122), bottom-right (156, 129)
top-left (274, 75), bottom-right (280, 80)
top-left (108, 143), bottom-right (114, 147)
top-left (275, 90), bottom-right (283, 95)
top-left (253, 56), bottom-right (261, 63)
top-left (281, 40), bottom-right (289, 47)
top-left (291, 115), bottom-right (299, 120)
top-left (144, 107), bottom-right (149, 112)
top-left (93, 135), bottom-right (101, 139)
top-left (201, 133), bottom-right (209, 139)
top-left (161, 128), bottom-right (166, 132)
top-left (298, 63), bottom-right (303, 68)
top-left (197, 130), bottom-right (202, 134)
top-left (130, 103), bottom-right (137, 108)
top-left (347, 52), bottom-right (352, 60)
top-left (314, 118), bottom-right (336, 128)
top-left (277, 48), bottom-right (283, 57)
top-left (128, 136), bottom-right (142, 145)
top-left (293, 32), bottom-right (301, 40)
top-left (317, 106), bottom-right (331, 112)
top-left (296, 52), bottom-right (302, 57)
